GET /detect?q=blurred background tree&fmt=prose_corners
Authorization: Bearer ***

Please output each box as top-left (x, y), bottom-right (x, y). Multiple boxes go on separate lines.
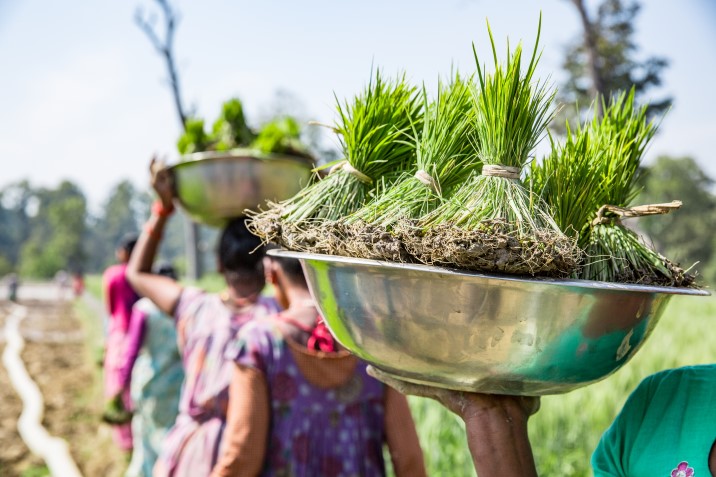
top-left (558, 0), bottom-right (671, 125)
top-left (18, 181), bottom-right (88, 278)
top-left (637, 156), bottom-right (716, 285)
top-left (0, 181), bottom-right (33, 275)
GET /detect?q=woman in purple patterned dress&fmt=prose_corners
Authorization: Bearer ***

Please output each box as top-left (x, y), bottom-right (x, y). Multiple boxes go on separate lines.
top-left (127, 160), bottom-right (279, 476)
top-left (211, 255), bottom-right (426, 477)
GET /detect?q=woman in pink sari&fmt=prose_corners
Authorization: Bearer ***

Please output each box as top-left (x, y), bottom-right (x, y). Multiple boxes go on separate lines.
top-left (102, 233), bottom-right (140, 452)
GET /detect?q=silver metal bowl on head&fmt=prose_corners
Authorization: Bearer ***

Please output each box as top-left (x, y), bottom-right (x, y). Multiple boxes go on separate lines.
top-left (269, 249), bottom-right (710, 396)
top-left (167, 149), bottom-right (314, 227)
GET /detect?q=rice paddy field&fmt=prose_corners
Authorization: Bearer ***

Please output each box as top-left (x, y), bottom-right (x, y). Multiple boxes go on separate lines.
top-left (407, 292), bottom-right (716, 476)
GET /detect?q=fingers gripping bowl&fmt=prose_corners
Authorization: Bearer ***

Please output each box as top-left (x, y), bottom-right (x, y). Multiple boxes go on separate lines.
top-left (269, 249), bottom-right (710, 396)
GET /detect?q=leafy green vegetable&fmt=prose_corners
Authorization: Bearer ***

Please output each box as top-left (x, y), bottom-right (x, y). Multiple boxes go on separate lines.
top-left (251, 116), bottom-right (311, 159)
top-left (211, 98), bottom-right (255, 151)
top-left (176, 97), bottom-right (311, 159)
top-left (176, 118), bottom-right (211, 154)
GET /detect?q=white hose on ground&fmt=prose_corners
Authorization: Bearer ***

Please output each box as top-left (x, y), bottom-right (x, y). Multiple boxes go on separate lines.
top-left (1, 304), bottom-right (83, 477)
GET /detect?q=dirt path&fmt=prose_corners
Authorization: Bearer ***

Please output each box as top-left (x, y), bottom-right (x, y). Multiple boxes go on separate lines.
top-left (0, 305), bottom-right (41, 476)
top-left (0, 285), bottom-right (127, 477)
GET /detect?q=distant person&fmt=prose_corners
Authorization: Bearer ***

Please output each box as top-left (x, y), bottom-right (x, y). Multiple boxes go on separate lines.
top-left (212, 254), bottom-right (427, 477)
top-left (117, 263), bottom-right (184, 477)
top-left (102, 233), bottom-right (140, 455)
top-left (126, 158), bottom-right (280, 477)
top-left (6, 273), bottom-right (19, 302)
top-left (55, 269), bottom-right (71, 300)
top-left (72, 270), bottom-right (85, 298)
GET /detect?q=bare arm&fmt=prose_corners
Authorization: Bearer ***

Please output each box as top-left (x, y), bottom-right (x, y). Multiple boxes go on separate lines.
top-left (126, 158), bottom-right (183, 316)
top-left (462, 397), bottom-right (537, 476)
top-left (369, 366), bottom-right (539, 477)
top-left (384, 386), bottom-right (427, 477)
top-left (210, 364), bottom-right (270, 477)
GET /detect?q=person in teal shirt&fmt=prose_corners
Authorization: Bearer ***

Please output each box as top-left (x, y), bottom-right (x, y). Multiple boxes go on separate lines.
top-left (592, 365), bottom-right (716, 476)
top-left (369, 364), bottom-right (716, 477)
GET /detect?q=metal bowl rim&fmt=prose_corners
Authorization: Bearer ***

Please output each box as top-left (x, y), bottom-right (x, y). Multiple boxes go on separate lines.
top-left (269, 249), bottom-right (710, 297)
top-left (167, 148), bottom-right (314, 170)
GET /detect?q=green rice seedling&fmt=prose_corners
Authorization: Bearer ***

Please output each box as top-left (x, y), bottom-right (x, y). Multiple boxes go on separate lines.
top-left (247, 70), bottom-right (423, 251)
top-left (342, 73), bottom-right (481, 261)
top-left (414, 17), bottom-right (580, 277)
top-left (527, 121), bottom-right (604, 245)
top-left (530, 90), bottom-right (693, 285)
top-left (579, 91), bottom-right (693, 285)
top-left (250, 116), bottom-right (311, 158)
top-left (177, 118), bottom-right (212, 155)
top-left (211, 97), bottom-right (255, 150)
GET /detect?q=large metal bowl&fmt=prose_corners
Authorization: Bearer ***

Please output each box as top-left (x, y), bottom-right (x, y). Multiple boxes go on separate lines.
top-left (270, 249), bottom-right (710, 395)
top-left (168, 149), bottom-right (313, 227)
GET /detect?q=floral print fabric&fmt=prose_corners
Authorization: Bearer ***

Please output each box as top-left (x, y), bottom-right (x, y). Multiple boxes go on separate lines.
top-left (227, 318), bottom-right (388, 477)
top-left (154, 287), bottom-right (279, 477)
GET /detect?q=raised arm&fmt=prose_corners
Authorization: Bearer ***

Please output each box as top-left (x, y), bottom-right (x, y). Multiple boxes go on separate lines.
top-left (126, 157), bottom-right (183, 315)
top-left (369, 366), bottom-right (539, 477)
top-left (384, 386), bottom-right (427, 477)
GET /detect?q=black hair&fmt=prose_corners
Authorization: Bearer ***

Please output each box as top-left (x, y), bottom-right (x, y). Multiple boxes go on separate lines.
top-left (154, 262), bottom-right (177, 280)
top-left (270, 255), bottom-right (307, 287)
top-left (218, 217), bottom-right (265, 273)
top-left (119, 233), bottom-right (139, 256)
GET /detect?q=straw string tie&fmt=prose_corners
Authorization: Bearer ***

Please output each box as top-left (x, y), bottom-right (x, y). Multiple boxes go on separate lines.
top-left (482, 164), bottom-right (521, 180)
top-left (591, 200), bottom-right (683, 226)
top-left (415, 169), bottom-right (440, 194)
top-left (330, 160), bottom-right (373, 184)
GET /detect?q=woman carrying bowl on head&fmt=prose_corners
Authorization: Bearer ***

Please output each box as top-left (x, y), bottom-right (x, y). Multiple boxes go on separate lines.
top-left (369, 364), bottom-right (716, 477)
top-left (126, 158), bottom-right (280, 477)
top-left (210, 254), bottom-right (427, 477)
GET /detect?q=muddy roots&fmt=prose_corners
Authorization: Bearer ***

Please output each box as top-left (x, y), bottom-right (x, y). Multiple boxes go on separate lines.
top-left (337, 222), bottom-right (412, 262)
top-left (247, 208), bottom-right (284, 245)
top-left (404, 219), bottom-right (581, 277)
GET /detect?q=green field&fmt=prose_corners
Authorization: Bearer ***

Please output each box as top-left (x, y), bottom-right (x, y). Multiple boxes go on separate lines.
top-left (407, 294), bottom-right (716, 476)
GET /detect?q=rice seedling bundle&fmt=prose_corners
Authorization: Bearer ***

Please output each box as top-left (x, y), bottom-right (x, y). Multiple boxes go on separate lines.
top-left (530, 90), bottom-right (694, 286)
top-left (251, 116), bottom-right (313, 160)
top-left (248, 70), bottom-right (423, 252)
top-left (578, 91), bottom-right (693, 286)
top-left (340, 73), bottom-right (480, 261)
top-left (582, 202), bottom-right (692, 285)
top-left (527, 121), bottom-right (603, 244)
top-left (411, 18), bottom-right (580, 277)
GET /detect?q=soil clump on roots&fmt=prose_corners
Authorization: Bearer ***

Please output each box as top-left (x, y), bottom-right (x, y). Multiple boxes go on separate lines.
top-left (401, 220), bottom-right (580, 277)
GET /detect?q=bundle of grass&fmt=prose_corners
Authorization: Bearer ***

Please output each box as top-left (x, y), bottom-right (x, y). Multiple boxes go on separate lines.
top-left (579, 91), bottom-right (693, 286)
top-left (411, 18), bottom-right (580, 277)
top-left (582, 202), bottom-right (693, 285)
top-left (248, 70), bottom-right (423, 252)
top-left (176, 98), bottom-right (314, 160)
top-left (530, 90), bottom-right (694, 286)
top-left (527, 120), bottom-right (605, 245)
top-left (252, 116), bottom-right (313, 160)
top-left (342, 73), bottom-right (480, 261)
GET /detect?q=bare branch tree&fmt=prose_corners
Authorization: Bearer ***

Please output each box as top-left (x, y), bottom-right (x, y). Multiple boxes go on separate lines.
top-left (135, 0), bottom-right (202, 279)
top-left (135, 0), bottom-right (188, 130)
top-left (570, 0), bottom-right (606, 117)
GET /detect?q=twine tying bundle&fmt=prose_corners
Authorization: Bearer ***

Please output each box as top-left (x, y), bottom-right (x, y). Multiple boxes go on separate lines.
top-left (330, 160), bottom-right (373, 184)
top-left (591, 200), bottom-right (682, 226)
top-left (482, 164), bottom-right (521, 180)
top-left (415, 169), bottom-right (440, 194)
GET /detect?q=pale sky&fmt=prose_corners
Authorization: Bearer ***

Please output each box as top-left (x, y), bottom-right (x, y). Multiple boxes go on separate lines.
top-left (1, 1), bottom-right (715, 211)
